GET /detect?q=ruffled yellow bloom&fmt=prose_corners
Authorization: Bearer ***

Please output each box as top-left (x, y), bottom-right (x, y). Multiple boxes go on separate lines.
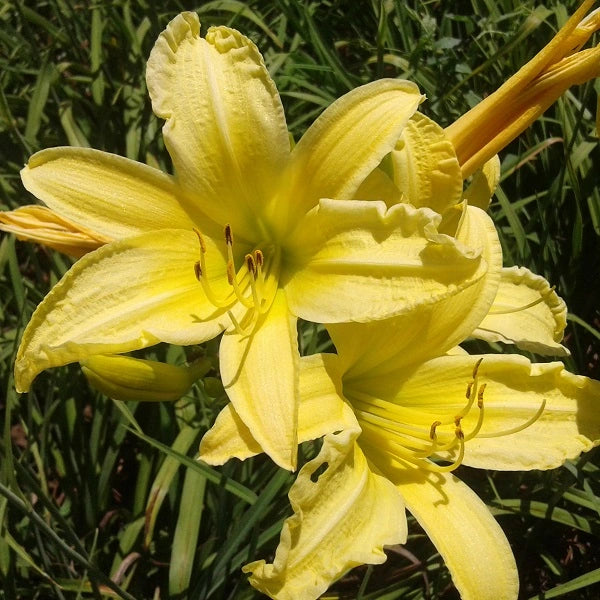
top-left (11, 13), bottom-right (489, 471)
top-left (446, 0), bottom-right (600, 177)
top-left (201, 205), bottom-right (600, 599)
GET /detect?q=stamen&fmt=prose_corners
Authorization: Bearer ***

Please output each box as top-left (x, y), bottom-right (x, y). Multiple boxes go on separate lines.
top-left (353, 356), bottom-right (546, 477)
top-left (193, 228), bottom-right (231, 309)
top-left (254, 249), bottom-right (264, 269)
top-left (466, 381), bottom-right (474, 399)
top-left (223, 226), bottom-right (254, 309)
top-left (192, 225), bottom-right (274, 337)
top-left (245, 253), bottom-right (256, 276)
top-left (464, 383), bottom-right (486, 441)
top-left (429, 420), bottom-right (442, 440)
top-left (477, 383), bottom-right (487, 408)
top-left (426, 435), bottom-right (465, 473)
top-left (473, 357), bottom-right (484, 379)
top-left (356, 412), bottom-right (440, 452)
top-left (224, 223), bottom-right (233, 246)
top-left (245, 253), bottom-right (262, 311)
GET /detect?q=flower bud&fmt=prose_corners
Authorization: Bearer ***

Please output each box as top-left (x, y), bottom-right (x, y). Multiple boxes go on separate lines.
top-left (81, 354), bottom-right (210, 402)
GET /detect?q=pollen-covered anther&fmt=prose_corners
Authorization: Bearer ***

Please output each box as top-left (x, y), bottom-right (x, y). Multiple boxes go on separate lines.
top-left (454, 416), bottom-right (464, 439)
top-left (245, 253), bottom-right (257, 276)
top-left (224, 223), bottom-right (233, 246)
top-left (194, 261), bottom-right (202, 281)
top-left (472, 357), bottom-right (484, 378)
top-left (254, 249), bottom-right (264, 269)
top-left (429, 420), bottom-right (442, 440)
top-left (477, 383), bottom-right (486, 408)
top-left (465, 380), bottom-right (474, 400)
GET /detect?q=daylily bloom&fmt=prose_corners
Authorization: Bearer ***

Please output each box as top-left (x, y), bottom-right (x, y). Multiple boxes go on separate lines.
top-left (11, 12), bottom-right (489, 471)
top-left (200, 203), bottom-right (600, 600)
top-left (446, 0), bottom-right (600, 177)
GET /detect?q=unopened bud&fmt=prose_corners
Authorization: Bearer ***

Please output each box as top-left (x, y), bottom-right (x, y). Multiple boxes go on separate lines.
top-left (81, 354), bottom-right (210, 402)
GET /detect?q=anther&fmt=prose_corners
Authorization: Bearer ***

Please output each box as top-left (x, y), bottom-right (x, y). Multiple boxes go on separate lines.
top-left (254, 249), bottom-right (264, 269)
top-left (473, 357), bottom-right (484, 379)
top-left (246, 253), bottom-right (257, 276)
top-left (429, 420), bottom-right (442, 440)
top-left (224, 224), bottom-right (233, 246)
top-left (466, 381), bottom-right (474, 400)
top-left (477, 383), bottom-right (486, 408)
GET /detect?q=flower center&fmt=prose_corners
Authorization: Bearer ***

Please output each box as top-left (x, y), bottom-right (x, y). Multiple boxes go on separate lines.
top-left (193, 224), bottom-right (278, 335)
top-left (349, 359), bottom-right (546, 473)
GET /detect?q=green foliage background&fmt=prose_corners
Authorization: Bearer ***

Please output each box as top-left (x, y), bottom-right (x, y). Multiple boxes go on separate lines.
top-left (1, 0), bottom-right (599, 598)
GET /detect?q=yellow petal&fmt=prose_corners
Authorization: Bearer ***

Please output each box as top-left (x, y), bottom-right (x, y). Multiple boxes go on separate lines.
top-left (81, 354), bottom-right (209, 402)
top-left (362, 353), bottom-right (600, 471)
top-left (244, 428), bottom-right (407, 600)
top-left (218, 290), bottom-right (299, 471)
top-left (327, 205), bottom-right (502, 378)
top-left (457, 354), bottom-right (600, 470)
top-left (200, 353), bottom-right (355, 464)
top-left (285, 199), bottom-right (486, 324)
top-left (463, 154), bottom-right (501, 210)
top-left (473, 266), bottom-right (569, 356)
top-left (390, 112), bottom-right (463, 214)
top-left (446, 0), bottom-right (600, 177)
top-left (20, 147), bottom-right (194, 240)
top-left (0, 205), bottom-right (105, 257)
top-left (15, 229), bottom-right (229, 393)
top-left (146, 13), bottom-right (290, 239)
top-left (353, 166), bottom-right (403, 206)
top-left (370, 460), bottom-right (519, 600)
top-left (283, 79), bottom-right (423, 222)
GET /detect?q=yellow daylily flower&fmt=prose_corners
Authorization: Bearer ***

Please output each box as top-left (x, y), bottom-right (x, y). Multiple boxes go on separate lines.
top-left (446, 0), bottom-right (600, 177)
top-left (207, 331), bottom-right (600, 600)
top-left (12, 12), bottom-right (489, 471)
top-left (200, 203), bottom-right (599, 599)
top-left (0, 205), bottom-right (107, 258)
